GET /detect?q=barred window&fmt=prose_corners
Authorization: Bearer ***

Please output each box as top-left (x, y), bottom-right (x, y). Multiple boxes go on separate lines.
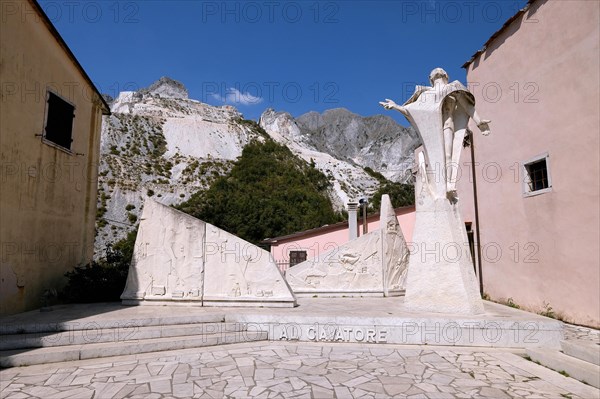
top-left (289, 250), bottom-right (307, 267)
top-left (526, 159), bottom-right (548, 191)
top-left (523, 153), bottom-right (552, 196)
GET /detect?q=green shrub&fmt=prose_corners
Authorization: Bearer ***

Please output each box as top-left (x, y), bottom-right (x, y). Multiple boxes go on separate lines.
top-left (59, 260), bottom-right (127, 303)
top-left (539, 301), bottom-right (556, 319)
top-left (506, 297), bottom-right (521, 309)
top-left (59, 229), bottom-right (137, 303)
top-left (96, 206), bottom-right (107, 219)
top-left (363, 166), bottom-right (386, 182)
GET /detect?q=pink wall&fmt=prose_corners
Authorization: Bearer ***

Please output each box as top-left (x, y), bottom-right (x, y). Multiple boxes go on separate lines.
top-left (458, 0), bottom-right (599, 327)
top-left (269, 207), bottom-right (415, 264)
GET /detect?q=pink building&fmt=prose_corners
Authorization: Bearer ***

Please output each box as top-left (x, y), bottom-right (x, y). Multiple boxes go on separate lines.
top-left (458, 0), bottom-right (599, 327)
top-left (262, 206), bottom-right (415, 271)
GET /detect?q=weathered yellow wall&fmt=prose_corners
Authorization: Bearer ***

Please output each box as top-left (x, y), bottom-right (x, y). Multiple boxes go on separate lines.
top-left (459, 0), bottom-right (600, 327)
top-left (0, 0), bottom-right (104, 315)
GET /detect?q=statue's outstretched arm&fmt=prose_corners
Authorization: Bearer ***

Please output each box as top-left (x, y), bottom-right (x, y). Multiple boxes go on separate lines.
top-left (456, 95), bottom-right (491, 136)
top-left (379, 99), bottom-right (408, 116)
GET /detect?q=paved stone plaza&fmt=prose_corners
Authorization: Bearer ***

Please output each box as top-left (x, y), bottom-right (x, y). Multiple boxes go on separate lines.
top-left (1, 299), bottom-right (598, 398)
top-left (2, 339), bottom-right (599, 399)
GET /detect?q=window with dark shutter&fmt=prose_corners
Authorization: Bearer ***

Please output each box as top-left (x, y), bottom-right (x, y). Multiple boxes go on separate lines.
top-left (44, 92), bottom-right (75, 150)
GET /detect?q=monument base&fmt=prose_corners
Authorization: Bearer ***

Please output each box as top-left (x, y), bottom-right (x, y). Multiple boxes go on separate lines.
top-left (0, 297), bottom-right (563, 354)
top-left (404, 196), bottom-right (485, 315)
top-left (202, 298), bottom-right (297, 308)
top-left (228, 297), bottom-right (563, 349)
top-left (293, 290), bottom-right (385, 298)
top-left (293, 289), bottom-right (405, 298)
top-left (122, 298), bottom-right (297, 308)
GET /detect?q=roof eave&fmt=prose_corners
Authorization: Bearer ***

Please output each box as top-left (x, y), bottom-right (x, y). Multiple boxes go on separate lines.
top-left (29, 0), bottom-right (111, 115)
top-left (462, 0), bottom-right (538, 69)
top-left (261, 204), bottom-right (416, 244)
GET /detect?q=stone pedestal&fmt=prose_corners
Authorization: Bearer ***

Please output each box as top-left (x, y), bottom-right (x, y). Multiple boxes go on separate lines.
top-left (404, 196), bottom-right (484, 314)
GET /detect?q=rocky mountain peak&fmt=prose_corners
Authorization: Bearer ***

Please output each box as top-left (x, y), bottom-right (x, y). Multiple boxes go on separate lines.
top-left (269, 108), bottom-right (421, 183)
top-left (139, 76), bottom-right (189, 99)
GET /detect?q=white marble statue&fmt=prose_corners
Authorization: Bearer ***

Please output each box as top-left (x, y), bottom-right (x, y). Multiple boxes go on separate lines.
top-left (286, 195), bottom-right (409, 297)
top-left (380, 68), bottom-right (489, 314)
top-left (380, 67), bottom-right (490, 202)
top-left (121, 200), bottom-right (296, 307)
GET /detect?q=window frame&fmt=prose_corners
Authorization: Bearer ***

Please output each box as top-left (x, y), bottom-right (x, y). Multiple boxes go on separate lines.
top-left (41, 89), bottom-right (76, 154)
top-left (521, 152), bottom-right (552, 197)
top-left (289, 250), bottom-right (308, 267)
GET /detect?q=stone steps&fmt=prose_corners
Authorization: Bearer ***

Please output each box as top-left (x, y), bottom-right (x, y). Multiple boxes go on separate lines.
top-left (561, 339), bottom-right (600, 366)
top-left (0, 312), bottom-right (226, 335)
top-left (527, 346), bottom-right (600, 389)
top-left (0, 322), bottom-right (247, 350)
top-left (0, 315), bottom-right (269, 368)
top-left (0, 330), bottom-right (268, 368)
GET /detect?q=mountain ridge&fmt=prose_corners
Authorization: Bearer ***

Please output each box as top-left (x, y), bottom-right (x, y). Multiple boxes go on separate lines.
top-left (294, 107), bottom-right (420, 182)
top-left (94, 77), bottom-right (419, 256)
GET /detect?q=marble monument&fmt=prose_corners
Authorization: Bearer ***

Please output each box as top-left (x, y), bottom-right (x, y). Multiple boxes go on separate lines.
top-left (381, 68), bottom-right (490, 314)
top-left (121, 200), bottom-right (297, 307)
top-left (286, 195), bottom-right (409, 297)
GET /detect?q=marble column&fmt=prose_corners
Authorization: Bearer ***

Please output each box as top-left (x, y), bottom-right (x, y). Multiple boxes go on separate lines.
top-left (347, 201), bottom-right (359, 241)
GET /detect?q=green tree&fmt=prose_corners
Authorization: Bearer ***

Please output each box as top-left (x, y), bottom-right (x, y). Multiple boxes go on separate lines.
top-left (177, 137), bottom-right (342, 243)
top-left (370, 182), bottom-right (415, 212)
top-left (362, 166), bottom-right (415, 212)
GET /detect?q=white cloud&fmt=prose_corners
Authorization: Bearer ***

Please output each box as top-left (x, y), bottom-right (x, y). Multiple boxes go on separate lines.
top-left (211, 87), bottom-right (263, 106)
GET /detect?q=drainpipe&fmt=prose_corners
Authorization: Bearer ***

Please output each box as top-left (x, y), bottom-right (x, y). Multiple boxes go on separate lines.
top-left (347, 201), bottom-right (359, 241)
top-left (470, 130), bottom-right (484, 296)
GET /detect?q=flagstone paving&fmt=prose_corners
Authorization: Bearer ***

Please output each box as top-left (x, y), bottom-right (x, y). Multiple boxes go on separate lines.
top-left (1, 342), bottom-right (598, 399)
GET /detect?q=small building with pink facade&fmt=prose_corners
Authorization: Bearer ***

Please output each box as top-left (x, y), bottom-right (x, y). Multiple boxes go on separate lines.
top-left (262, 206), bottom-right (415, 272)
top-left (458, 0), bottom-right (599, 327)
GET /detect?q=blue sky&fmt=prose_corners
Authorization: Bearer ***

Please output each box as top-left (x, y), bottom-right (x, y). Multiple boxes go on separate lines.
top-left (40, 0), bottom-right (527, 124)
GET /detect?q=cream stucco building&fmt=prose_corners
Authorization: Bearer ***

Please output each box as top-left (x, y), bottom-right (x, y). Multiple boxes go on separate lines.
top-left (458, 0), bottom-right (599, 327)
top-left (0, 0), bottom-right (110, 315)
